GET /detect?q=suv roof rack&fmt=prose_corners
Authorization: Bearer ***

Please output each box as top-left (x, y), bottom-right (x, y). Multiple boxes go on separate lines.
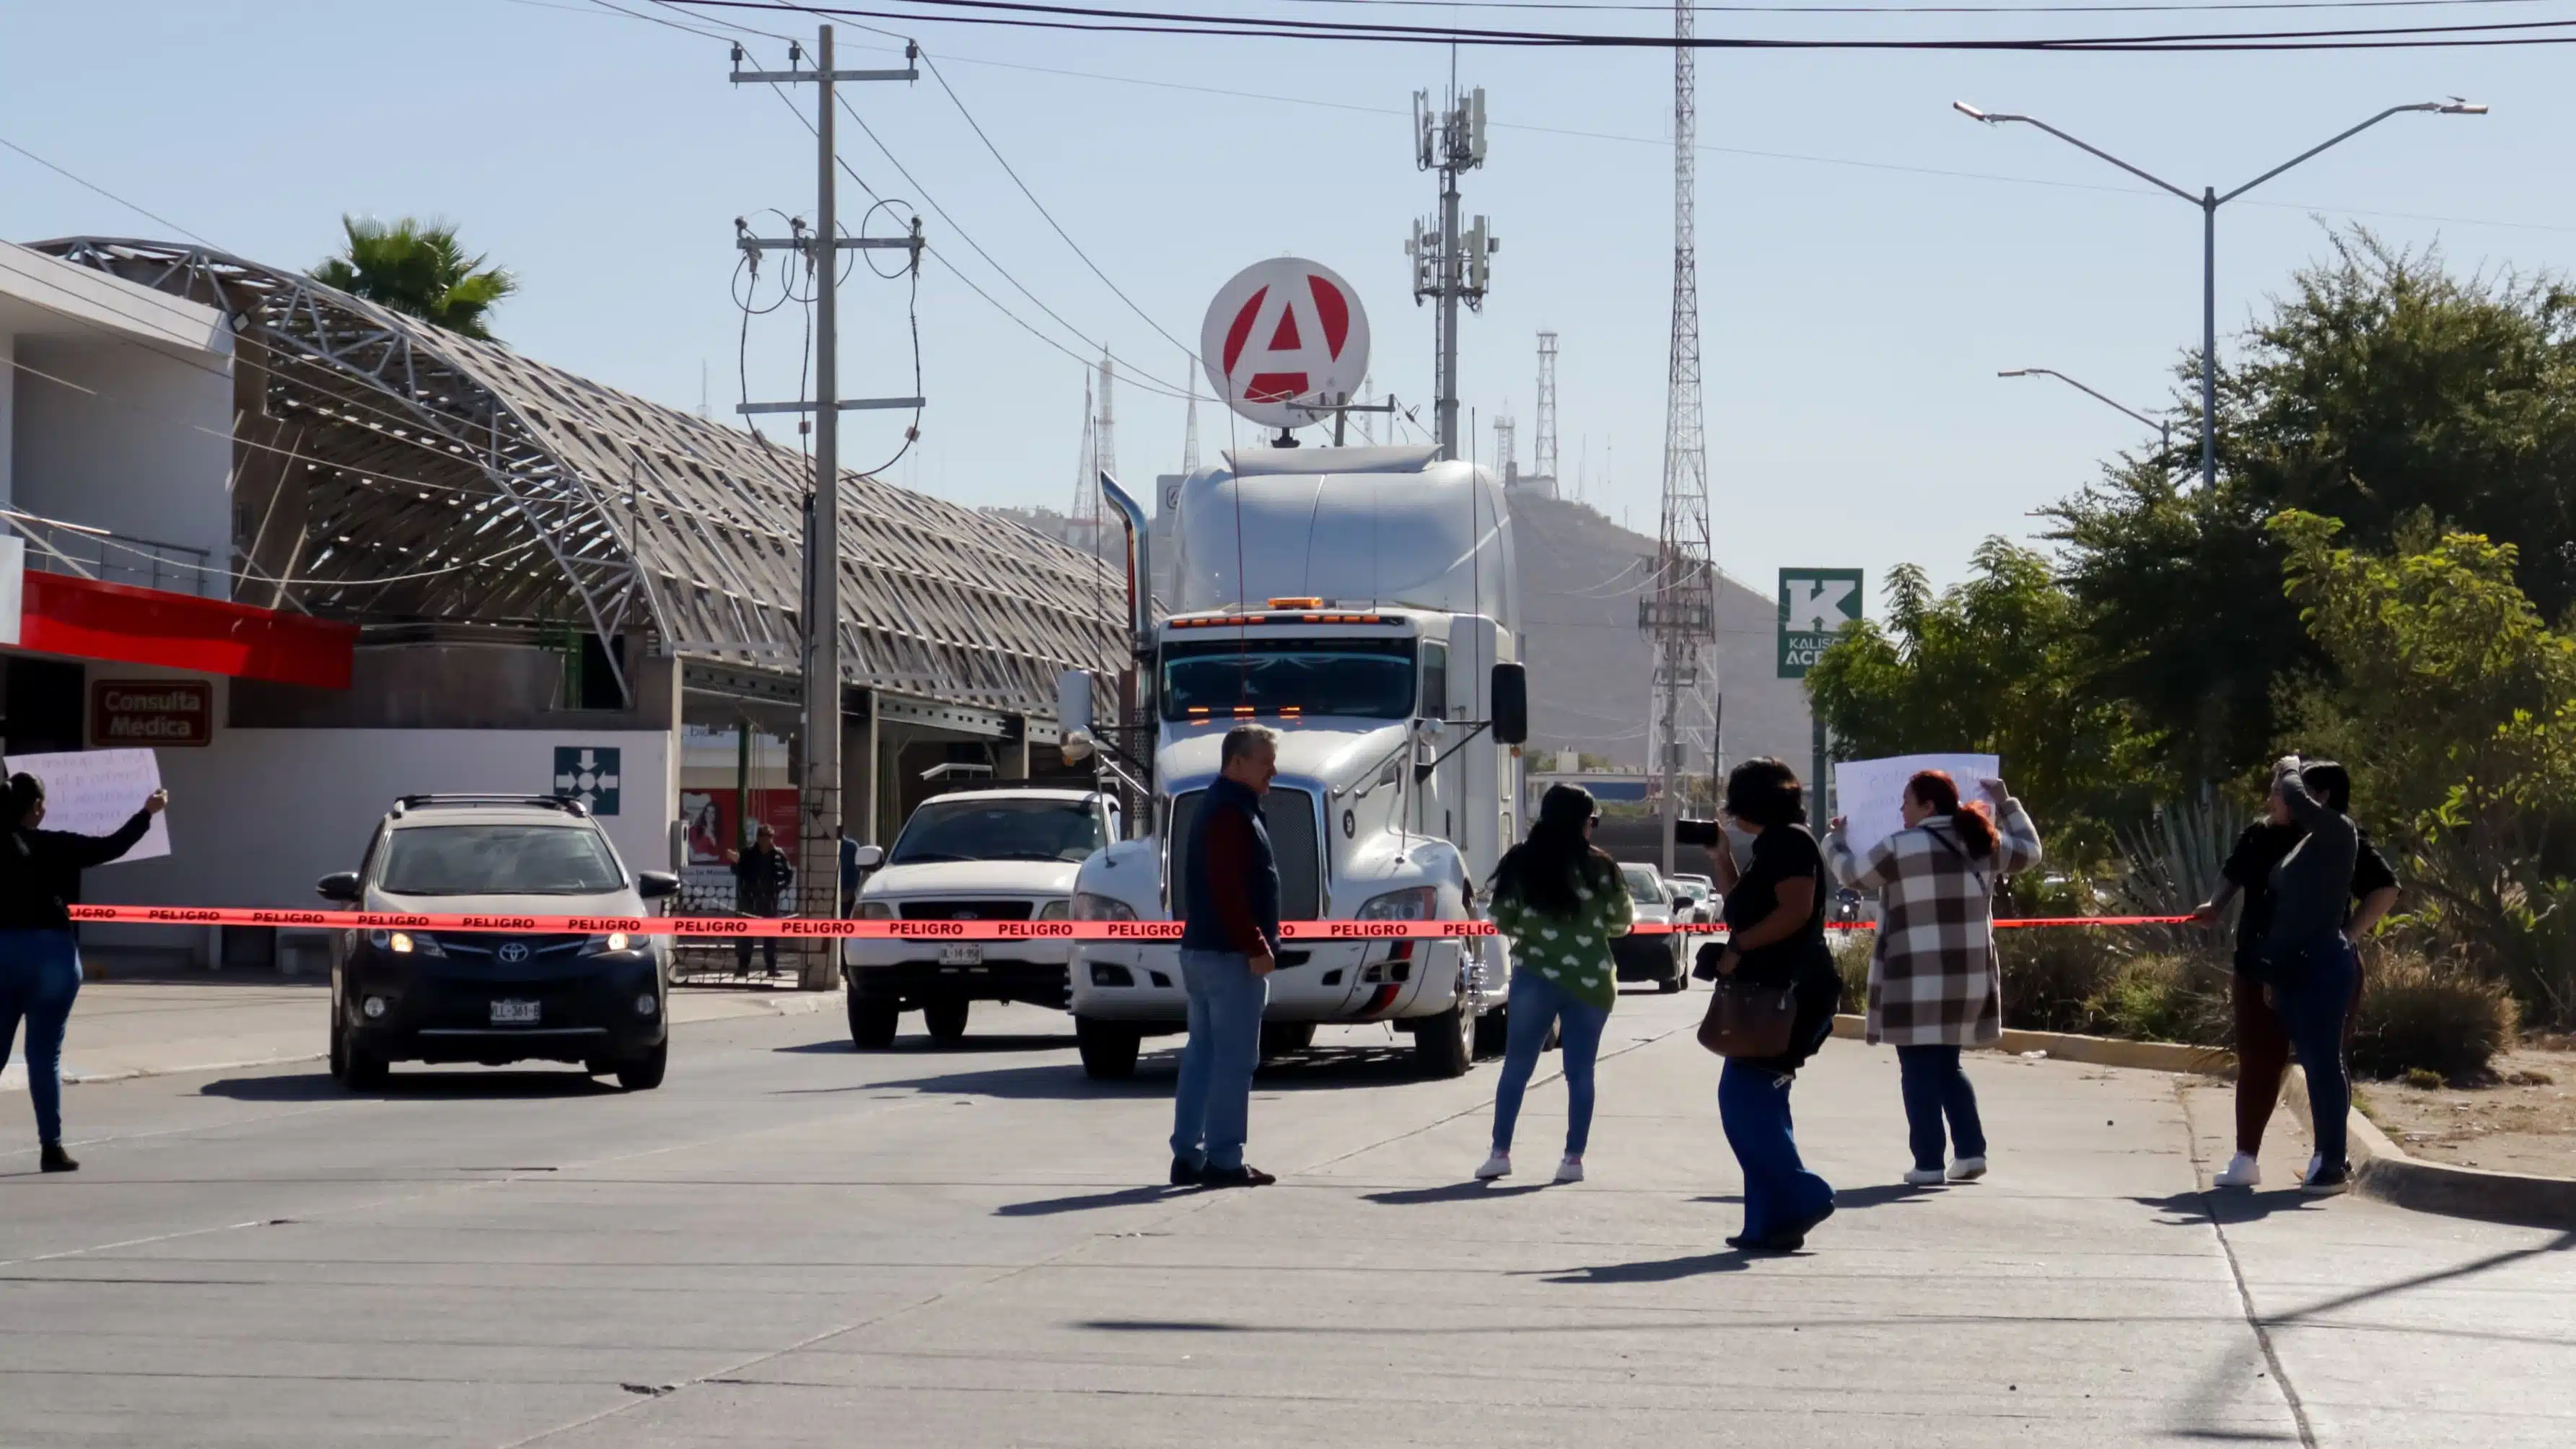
top-left (391, 794), bottom-right (590, 819)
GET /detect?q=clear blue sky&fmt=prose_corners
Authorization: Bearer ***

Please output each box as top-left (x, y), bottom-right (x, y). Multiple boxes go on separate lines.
top-left (6, 1), bottom-right (2572, 609)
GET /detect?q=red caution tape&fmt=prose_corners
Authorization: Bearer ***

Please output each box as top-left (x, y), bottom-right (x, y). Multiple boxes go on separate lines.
top-left (65, 904), bottom-right (2194, 941)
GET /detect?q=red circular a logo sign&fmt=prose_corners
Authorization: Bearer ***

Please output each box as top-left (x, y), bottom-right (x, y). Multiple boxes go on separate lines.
top-left (1199, 258), bottom-right (1372, 432)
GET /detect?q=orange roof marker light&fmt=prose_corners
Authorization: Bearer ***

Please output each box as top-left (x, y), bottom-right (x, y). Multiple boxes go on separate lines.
top-left (1267, 597), bottom-right (1325, 609)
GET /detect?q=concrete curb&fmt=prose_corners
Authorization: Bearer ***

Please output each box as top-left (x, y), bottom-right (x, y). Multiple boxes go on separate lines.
top-left (2284, 1064), bottom-right (2576, 1230)
top-left (1829, 1014), bottom-right (2235, 1074)
top-left (19, 988), bottom-right (836, 1093)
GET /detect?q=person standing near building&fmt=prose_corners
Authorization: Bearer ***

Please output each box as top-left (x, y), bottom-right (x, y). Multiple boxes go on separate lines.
top-left (0, 774), bottom-right (166, 1173)
top-left (2193, 759), bottom-right (2398, 1191)
top-left (838, 825), bottom-right (863, 918)
top-left (1826, 771), bottom-right (2043, 1187)
top-left (724, 823), bottom-right (794, 974)
top-left (1170, 724), bottom-right (1282, 1190)
top-left (1476, 784), bottom-right (1634, 1184)
top-left (1678, 758), bottom-right (1842, 1253)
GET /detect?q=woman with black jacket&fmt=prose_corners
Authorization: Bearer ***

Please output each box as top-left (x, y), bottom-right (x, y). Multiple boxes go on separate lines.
top-left (0, 772), bottom-right (165, 1172)
top-left (1677, 758), bottom-right (1841, 1252)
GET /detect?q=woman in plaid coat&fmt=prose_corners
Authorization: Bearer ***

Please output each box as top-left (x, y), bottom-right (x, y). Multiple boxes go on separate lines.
top-left (1825, 771), bottom-right (2043, 1187)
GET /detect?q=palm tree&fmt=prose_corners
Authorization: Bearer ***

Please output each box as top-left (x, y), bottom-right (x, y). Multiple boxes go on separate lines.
top-left (313, 216), bottom-right (517, 341)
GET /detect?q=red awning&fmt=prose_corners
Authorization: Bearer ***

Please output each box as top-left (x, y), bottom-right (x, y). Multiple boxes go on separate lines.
top-left (18, 571), bottom-right (356, 690)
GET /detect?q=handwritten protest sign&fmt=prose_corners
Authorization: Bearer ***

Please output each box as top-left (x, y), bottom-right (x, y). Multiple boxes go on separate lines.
top-left (1831, 753), bottom-right (1999, 865)
top-left (3, 748), bottom-right (169, 862)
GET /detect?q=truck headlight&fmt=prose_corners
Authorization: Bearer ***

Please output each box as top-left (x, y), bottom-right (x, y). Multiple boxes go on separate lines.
top-left (857, 900), bottom-right (895, 920)
top-left (580, 932), bottom-right (636, 955)
top-left (1072, 892), bottom-right (1136, 922)
top-left (1357, 886), bottom-right (1440, 921)
top-left (1037, 899), bottom-right (1072, 921)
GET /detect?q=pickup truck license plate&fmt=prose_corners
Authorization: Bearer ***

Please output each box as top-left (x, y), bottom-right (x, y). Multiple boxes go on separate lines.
top-left (490, 999), bottom-right (540, 1025)
top-left (938, 944), bottom-right (983, 967)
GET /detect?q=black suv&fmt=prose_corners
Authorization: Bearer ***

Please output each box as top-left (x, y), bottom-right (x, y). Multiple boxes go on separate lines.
top-left (319, 795), bottom-right (680, 1090)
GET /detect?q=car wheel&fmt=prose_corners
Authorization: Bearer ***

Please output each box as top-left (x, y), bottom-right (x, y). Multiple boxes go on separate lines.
top-left (327, 1010), bottom-right (349, 1080)
top-left (616, 1040), bottom-right (669, 1091)
top-left (1075, 1015), bottom-right (1140, 1080)
top-left (1413, 1004), bottom-right (1474, 1079)
top-left (924, 998), bottom-right (971, 1044)
top-left (1258, 1021), bottom-right (1316, 1059)
top-left (1473, 1007), bottom-right (1510, 1059)
top-left (848, 993), bottom-right (901, 1049)
top-left (345, 1041), bottom-right (390, 1090)
top-left (1660, 948), bottom-right (1688, 993)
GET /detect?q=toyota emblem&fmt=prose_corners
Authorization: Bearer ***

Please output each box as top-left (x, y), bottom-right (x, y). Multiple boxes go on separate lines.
top-left (498, 942), bottom-right (530, 963)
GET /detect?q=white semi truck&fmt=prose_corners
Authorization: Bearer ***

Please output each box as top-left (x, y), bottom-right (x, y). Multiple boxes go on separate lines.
top-left (1058, 443), bottom-right (1529, 1080)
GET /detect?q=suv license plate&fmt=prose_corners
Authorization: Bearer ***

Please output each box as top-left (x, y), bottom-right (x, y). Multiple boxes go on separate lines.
top-left (490, 999), bottom-right (540, 1025)
top-left (938, 944), bottom-right (983, 967)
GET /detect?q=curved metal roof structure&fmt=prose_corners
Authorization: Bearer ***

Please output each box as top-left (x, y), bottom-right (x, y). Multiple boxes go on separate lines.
top-left (32, 237), bottom-right (1124, 716)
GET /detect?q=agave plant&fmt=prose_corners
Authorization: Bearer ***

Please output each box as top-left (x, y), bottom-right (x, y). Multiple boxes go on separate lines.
top-left (2106, 793), bottom-right (2249, 959)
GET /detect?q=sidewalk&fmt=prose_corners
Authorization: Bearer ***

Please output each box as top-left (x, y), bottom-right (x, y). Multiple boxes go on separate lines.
top-left (0, 977), bottom-right (833, 1092)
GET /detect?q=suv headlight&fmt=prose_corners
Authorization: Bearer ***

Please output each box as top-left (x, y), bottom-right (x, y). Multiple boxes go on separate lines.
top-left (372, 929), bottom-right (444, 957)
top-left (857, 900), bottom-right (895, 920)
top-left (1072, 892), bottom-right (1136, 922)
top-left (1357, 886), bottom-right (1440, 922)
top-left (1037, 899), bottom-right (1072, 921)
top-left (580, 932), bottom-right (639, 955)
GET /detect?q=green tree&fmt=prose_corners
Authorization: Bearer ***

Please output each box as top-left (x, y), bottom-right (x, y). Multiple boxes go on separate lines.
top-left (313, 215), bottom-right (517, 341)
top-left (1805, 539), bottom-right (2167, 866)
top-left (2051, 230), bottom-right (2576, 784)
top-left (2273, 509), bottom-right (2576, 1019)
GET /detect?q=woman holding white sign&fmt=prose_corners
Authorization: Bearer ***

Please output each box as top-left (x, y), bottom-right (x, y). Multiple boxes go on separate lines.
top-left (1825, 770), bottom-right (2042, 1187)
top-left (0, 773), bottom-right (166, 1173)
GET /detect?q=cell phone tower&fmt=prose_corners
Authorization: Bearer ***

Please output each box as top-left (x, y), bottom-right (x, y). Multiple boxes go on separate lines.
top-left (1530, 330), bottom-right (1560, 499)
top-left (1642, 0), bottom-right (1717, 871)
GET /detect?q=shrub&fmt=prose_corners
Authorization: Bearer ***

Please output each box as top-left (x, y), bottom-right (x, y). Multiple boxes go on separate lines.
top-left (1832, 929), bottom-right (1875, 1012)
top-left (1996, 927), bottom-right (2123, 1034)
top-left (2093, 953), bottom-right (2235, 1048)
top-left (2350, 950), bottom-right (2518, 1082)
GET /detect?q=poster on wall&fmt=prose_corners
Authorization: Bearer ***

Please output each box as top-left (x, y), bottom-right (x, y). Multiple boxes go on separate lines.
top-left (679, 789), bottom-right (801, 866)
top-left (2, 748), bottom-right (172, 862)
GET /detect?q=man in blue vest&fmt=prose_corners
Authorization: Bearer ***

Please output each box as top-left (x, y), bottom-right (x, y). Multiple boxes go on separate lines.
top-left (1171, 724), bottom-right (1282, 1188)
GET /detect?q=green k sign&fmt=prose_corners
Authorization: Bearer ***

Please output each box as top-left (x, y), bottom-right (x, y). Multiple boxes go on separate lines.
top-left (1777, 568), bottom-right (1864, 679)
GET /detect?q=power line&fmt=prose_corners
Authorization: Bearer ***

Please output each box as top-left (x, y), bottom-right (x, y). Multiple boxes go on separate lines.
top-left (669, 0), bottom-right (2576, 48)
top-left (0, 136), bottom-right (215, 246)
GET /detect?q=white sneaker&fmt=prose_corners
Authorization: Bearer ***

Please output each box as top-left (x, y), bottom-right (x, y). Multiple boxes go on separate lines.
top-left (2212, 1152), bottom-right (2261, 1189)
top-left (1904, 1167), bottom-right (1946, 1186)
top-left (1474, 1151), bottom-right (1512, 1181)
top-left (1554, 1155), bottom-right (1585, 1184)
top-left (1948, 1155), bottom-right (1987, 1182)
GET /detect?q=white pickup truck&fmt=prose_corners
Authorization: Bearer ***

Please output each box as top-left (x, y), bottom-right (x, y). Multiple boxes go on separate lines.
top-left (841, 787), bottom-right (1120, 1048)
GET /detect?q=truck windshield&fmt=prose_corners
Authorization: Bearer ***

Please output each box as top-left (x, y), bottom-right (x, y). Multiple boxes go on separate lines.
top-left (1160, 638), bottom-right (1416, 721)
top-left (888, 799), bottom-right (1106, 864)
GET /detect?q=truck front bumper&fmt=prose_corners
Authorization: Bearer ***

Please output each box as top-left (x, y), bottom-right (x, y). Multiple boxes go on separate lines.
top-left (1068, 938), bottom-right (1475, 1024)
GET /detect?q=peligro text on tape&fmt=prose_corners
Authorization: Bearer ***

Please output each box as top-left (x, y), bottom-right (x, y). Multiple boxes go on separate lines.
top-left (65, 904), bottom-right (2191, 940)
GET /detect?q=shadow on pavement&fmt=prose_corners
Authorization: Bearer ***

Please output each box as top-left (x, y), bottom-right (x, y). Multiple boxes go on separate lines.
top-left (2132, 1187), bottom-right (2326, 1227)
top-left (776, 1044), bottom-right (1459, 1100)
top-left (1079, 1319), bottom-right (1249, 1333)
top-left (995, 1184), bottom-right (1190, 1217)
top-left (1688, 1182), bottom-right (1935, 1212)
top-left (1540, 1248), bottom-right (1760, 1283)
top-left (774, 1034), bottom-right (1073, 1056)
top-left (1363, 1180), bottom-right (1550, 1205)
top-left (200, 1068), bottom-right (621, 1102)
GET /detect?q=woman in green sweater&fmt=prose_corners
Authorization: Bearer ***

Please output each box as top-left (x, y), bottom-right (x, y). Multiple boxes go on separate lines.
top-left (1476, 784), bottom-right (1634, 1184)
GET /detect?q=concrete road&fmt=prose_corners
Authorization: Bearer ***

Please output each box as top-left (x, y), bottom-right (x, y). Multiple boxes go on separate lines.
top-left (1, 991), bottom-right (2567, 1447)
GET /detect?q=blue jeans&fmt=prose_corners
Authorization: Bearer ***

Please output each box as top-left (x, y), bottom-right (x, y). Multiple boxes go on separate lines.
top-left (1896, 1044), bottom-right (1988, 1172)
top-left (2276, 935), bottom-right (2359, 1172)
top-left (1170, 949), bottom-right (1269, 1172)
top-left (0, 929), bottom-right (83, 1144)
top-left (1490, 970), bottom-right (1611, 1157)
top-left (1719, 1058), bottom-right (1835, 1243)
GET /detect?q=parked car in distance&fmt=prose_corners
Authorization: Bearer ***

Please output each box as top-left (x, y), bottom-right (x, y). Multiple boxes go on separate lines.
top-left (1666, 872), bottom-right (1718, 924)
top-left (1611, 862), bottom-right (1689, 994)
top-left (844, 787), bottom-right (1119, 1048)
top-left (318, 794), bottom-right (679, 1091)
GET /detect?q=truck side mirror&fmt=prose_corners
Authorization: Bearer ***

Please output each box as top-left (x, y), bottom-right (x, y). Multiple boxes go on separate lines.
top-left (1491, 662), bottom-right (1528, 745)
top-left (636, 870), bottom-right (680, 900)
top-left (851, 844), bottom-right (884, 870)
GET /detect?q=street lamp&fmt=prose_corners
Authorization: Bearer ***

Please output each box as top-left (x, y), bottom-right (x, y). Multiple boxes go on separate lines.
top-left (1956, 98), bottom-right (2486, 491)
top-left (1998, 367), bottom-right (2170, 460)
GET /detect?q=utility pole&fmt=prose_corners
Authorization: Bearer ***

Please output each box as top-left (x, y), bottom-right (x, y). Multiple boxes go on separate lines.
top-left (731, 26), bottom-right (924, 989)
top-left (1408, 85), bottom-right (1494, 460)
top-left (1644, 0), bottom-right (1716, 875)
top-left (1531, 330), bottom-right (1560, 499)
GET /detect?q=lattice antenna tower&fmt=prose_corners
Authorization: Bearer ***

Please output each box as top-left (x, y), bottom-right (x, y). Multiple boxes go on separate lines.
top-left (1069, 369), bottom-right (1096, 547)
top-left (1642, 0), bottom-right (1717, 871)
top-left (1493, 413), bottom-right (1518, 489)
top-left (1531, 330), bottom-right (1560, 500)
top-left (1093, 349), bottom-right (1118, 510)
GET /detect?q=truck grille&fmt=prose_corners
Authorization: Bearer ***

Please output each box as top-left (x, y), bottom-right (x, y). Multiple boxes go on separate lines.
top-left (1167, 787), bottom-right (1322, 924)
top-left (897, 900), bottom-right (1035, 922)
